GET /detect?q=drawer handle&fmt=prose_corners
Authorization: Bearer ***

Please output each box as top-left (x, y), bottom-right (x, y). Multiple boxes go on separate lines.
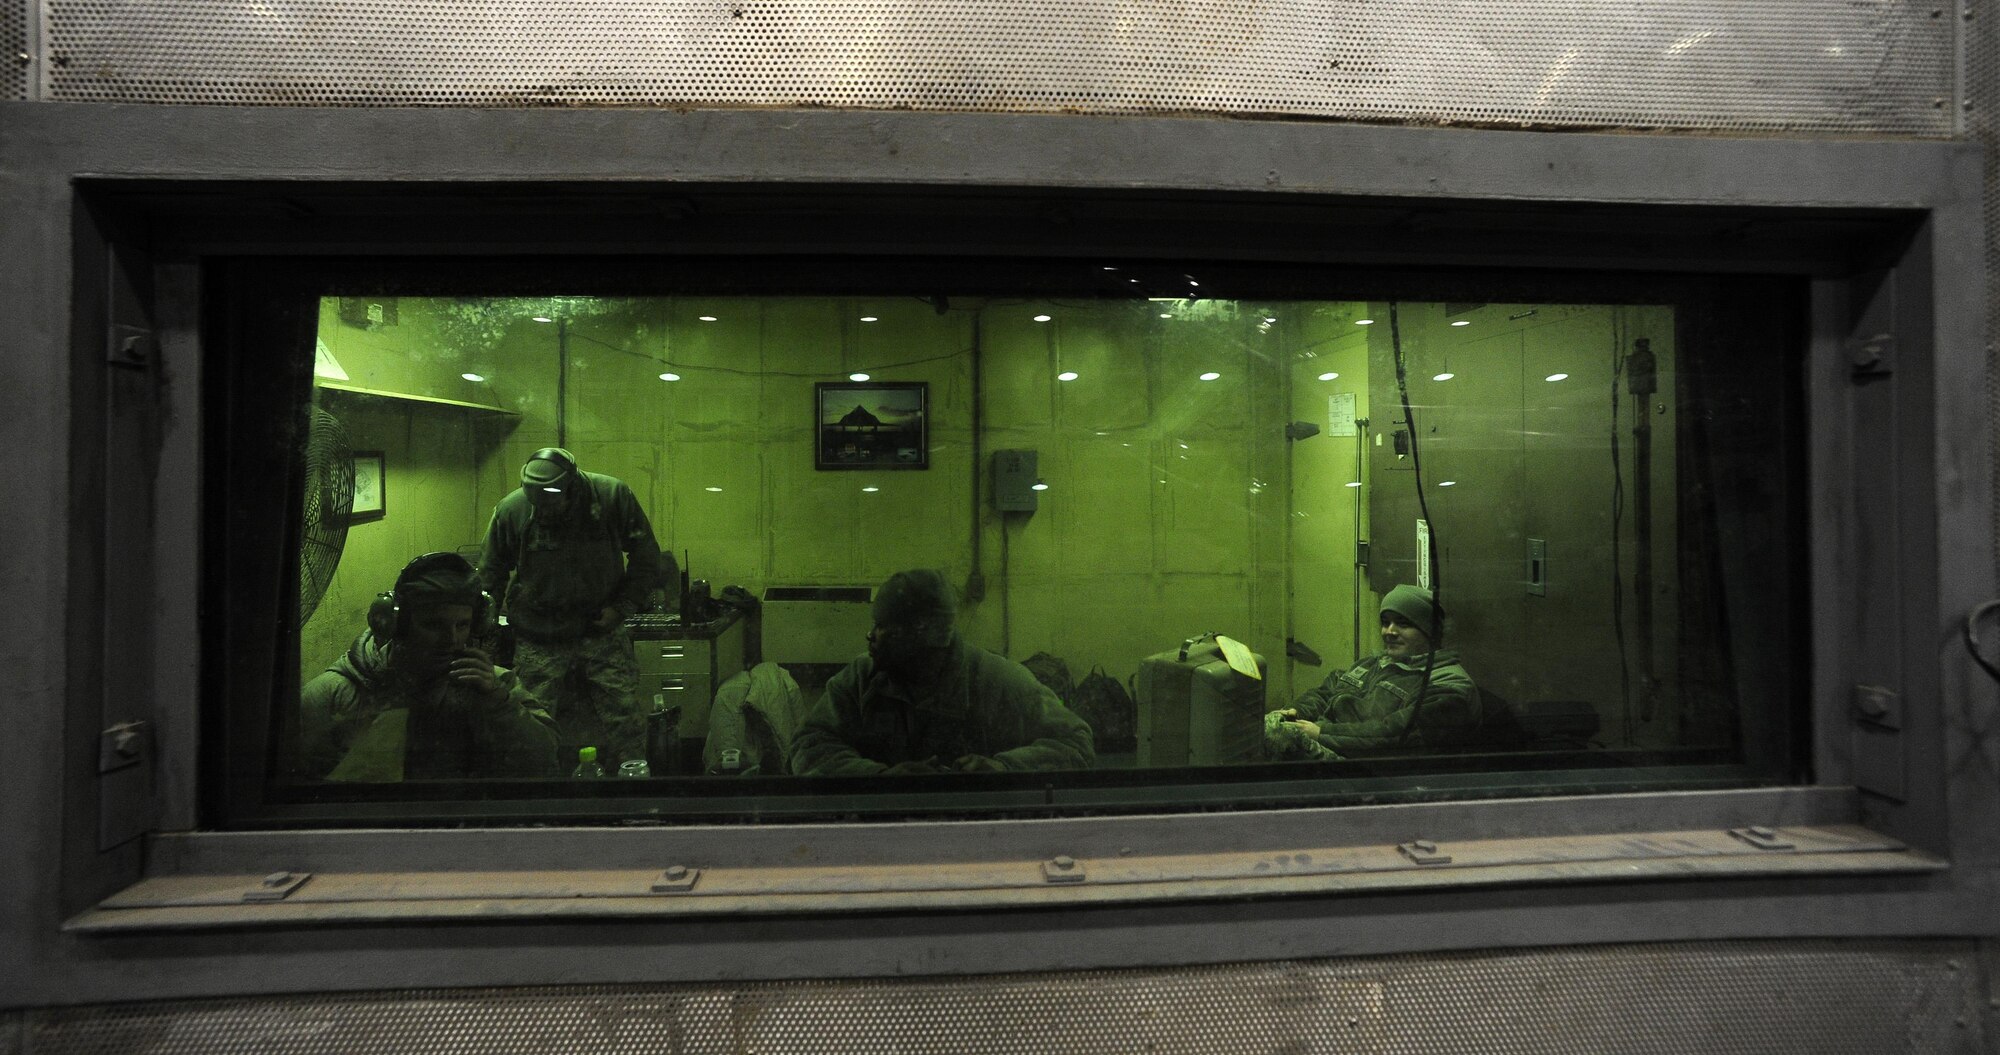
top-left (656, 644), bottom-right (688, 659)
top-left (658, 677), bottom-right (689, 691)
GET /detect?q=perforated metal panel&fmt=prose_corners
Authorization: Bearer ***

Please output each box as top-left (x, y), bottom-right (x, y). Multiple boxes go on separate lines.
top-left (12, 940), bottom-right (1985, 1054)
top-left (39, 0), bottom-right (1954, 133)
top-left (1976, 0), bottom-right (2000, 572)
top-left (2, 0), bottom-right (25, 101)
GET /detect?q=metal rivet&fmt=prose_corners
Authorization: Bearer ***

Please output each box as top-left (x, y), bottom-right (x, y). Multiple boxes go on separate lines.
top-left (664, 864), bottom-right (689, 881)
top-left (262, 871), bottom-right (292, 887)
top-left (1051, 855), bottom-right (1075, 870)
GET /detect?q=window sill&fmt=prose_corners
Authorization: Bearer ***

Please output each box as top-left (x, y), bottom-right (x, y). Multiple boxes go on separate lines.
top-left (67, 788), bottom-right (1940, 933)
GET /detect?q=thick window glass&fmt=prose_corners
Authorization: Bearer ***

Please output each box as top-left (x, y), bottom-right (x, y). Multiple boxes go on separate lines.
top-left (218, 264), bottom-right (1805, 824)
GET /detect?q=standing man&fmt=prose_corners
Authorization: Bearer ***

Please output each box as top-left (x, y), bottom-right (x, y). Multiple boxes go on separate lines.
top-left (791, 569), bottom-right (1096, 776)
top-left (298, 551), bottom-right (560, 782)
top-left (478, 447), bottom-right (662, 769)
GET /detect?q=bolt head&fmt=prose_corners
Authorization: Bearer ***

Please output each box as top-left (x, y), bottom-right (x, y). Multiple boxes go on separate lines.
top-left (664, 864), bottom-right (689, 880)
top-left (1051, 856), bottom-right (1075, 870)
top-left (262, 871), bottom-right (292, 887)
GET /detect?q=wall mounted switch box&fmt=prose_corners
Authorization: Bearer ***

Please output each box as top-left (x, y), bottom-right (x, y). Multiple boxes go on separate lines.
top-left (993, 449), bottom-right (1039, 512)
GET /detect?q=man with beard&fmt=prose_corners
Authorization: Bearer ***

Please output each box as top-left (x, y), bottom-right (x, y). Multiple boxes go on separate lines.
top-left (298, 552), bottom-right (560, 782)
top-left (790, 569), bottom-right (1096, 776)
top-left (1264, 584), bottom-right (1483, 761)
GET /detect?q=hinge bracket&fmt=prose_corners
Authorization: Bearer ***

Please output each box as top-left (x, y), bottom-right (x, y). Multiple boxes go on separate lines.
top-left (242, 871), bottom-right (311, 902)
top-left (1728, 827), bottom-right (1796, 851)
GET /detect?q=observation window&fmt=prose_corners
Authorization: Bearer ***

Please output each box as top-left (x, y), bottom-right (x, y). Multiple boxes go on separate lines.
top-left (209, 259), bottom-right (1806, 826)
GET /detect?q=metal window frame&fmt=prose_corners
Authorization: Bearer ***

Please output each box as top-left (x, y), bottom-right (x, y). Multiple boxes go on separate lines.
top-left (2, 103), bottom-right (1991, 1008)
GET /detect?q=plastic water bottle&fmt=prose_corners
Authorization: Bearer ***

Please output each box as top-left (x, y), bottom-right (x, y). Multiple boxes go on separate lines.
top-left (572, 745), bottom-right (606, 779)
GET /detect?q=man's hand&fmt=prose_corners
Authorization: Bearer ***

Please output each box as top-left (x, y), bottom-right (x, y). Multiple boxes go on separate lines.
top-left (952, 754), bottom-right (1007, 773)
top-left (883, 757), bottom-right (944, 776)
top-left (448, 648), bottom-right (510, 706)
top-left (1284, 719), bottom-right (1321, 738)
top-left (593, 606), bottom-right (623, 631)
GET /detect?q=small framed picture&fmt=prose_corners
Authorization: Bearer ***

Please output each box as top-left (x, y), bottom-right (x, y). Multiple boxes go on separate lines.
top-left (815, 382), bottom-right (928, 470)
top-left (350, 451), bottom-right (385, 518)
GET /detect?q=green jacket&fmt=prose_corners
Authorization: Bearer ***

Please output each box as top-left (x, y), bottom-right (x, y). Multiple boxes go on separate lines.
top-left (297, 631), bottom-right (561, 781)
top-left (477, 470), bottom-right (662, 642)
top-left (1279, 649), bottom-right (1482, 758)
top-left (791, 635), bottom-right (1097, 776)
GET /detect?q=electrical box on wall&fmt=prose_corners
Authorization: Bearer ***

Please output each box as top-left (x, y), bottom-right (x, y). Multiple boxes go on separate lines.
top-left (993, 449), bottom-right (1039, 512)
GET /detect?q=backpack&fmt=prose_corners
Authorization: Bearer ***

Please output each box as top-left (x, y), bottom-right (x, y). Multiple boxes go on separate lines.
top-left (1071, 666), bottom-right (1137, 753)
top-left (1021, 651), bottom-right (1075, 704)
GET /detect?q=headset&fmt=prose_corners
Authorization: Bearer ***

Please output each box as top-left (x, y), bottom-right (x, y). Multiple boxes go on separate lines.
top-left (366, 551), bottom-right (494, 641)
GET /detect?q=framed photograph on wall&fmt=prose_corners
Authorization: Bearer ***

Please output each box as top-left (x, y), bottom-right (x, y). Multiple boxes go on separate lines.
top-left (816, 382), bottom-right (929, 470)
top-left (350, 451), bottom-right (386, 518)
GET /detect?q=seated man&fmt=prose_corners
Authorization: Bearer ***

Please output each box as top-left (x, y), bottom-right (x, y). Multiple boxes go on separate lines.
top-left (298, 552), bottom-right (561, 781)
top-left (791, 569), bottom-right (1096, 776)
top-left (1265, 584), bottom-right (1482, 761)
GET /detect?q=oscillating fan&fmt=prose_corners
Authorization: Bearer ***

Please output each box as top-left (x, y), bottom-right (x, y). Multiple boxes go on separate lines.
top-left (298, 406), bottom-right (356, 626)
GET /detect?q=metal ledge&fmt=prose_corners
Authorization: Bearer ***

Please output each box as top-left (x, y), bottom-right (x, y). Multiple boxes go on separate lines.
top-left (68, 823), bottom-right (1941, 932)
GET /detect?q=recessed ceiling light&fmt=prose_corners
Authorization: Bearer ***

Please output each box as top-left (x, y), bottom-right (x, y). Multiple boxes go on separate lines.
top-left (1159, 313), bottom-right (1173, 319)
top-left (1433, 372), bottom-right (1456, 381)
top-left (1033, 314), bottom-right (1052, 322)
top-left (531, 316), bottom-right (553, 324)
top-left (704, 486), bottom-right (723, 493)
top-left (1344, 481), bottom-right (1363, 488)
top-left (1356, 319), bottom-right (1375, 326)
top-left (849, 372), bottom-right (870, 382)
top-left (1057, 371), bottom-right (1079, 381)
top-left (1031, 481), bottom-right (1049, 491)
top-left (862, 486), bottom-right (880, 493)
top-left (1451, 320), bottom-right (1471, 327)
top-left (1318, 371), bottom-right (1339, 381)
top-left (1264, 317), bottom-right (1278, 323)
top-left (698, 316), bottom-right (718, 322)
top-left (860, 316), bottom-right (879, 323)
top-left (659, 372), bottom-right (681, 381)
top-left (1545, 372), bottom-right (1570, 382)
top-left (461, 372), bottom-right (485, 382)
top-left (1199, 371), bottom-right (1221, 381)
top-left (1439, 480), bottom-right (1458, 487)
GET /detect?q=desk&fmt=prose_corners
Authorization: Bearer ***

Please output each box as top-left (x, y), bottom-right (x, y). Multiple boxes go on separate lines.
top-left (627, 609), bottom-right (748, 745)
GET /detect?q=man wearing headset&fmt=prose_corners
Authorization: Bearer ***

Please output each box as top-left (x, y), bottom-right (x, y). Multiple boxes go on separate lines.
top-left (477, 447), bottom-right (663, 769)
top-left (297, 552), bottom-right (561, 781)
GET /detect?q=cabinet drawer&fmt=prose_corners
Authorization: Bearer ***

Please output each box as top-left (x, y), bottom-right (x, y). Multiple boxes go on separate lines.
top-left (634, 638), bottom-right (712, 674)
top-left (649, 675), bottom-right (714, 737)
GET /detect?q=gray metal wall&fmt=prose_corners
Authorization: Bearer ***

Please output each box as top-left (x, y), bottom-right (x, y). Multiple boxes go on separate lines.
top-left (3, 939), bottom-right (1993, 1054)
top-left (1, 1), bottom-right (1995, 1050)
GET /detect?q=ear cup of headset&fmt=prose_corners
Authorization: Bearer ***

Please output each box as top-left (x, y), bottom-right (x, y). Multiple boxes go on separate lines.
top-left (378, 552), bottom-right (493, 641)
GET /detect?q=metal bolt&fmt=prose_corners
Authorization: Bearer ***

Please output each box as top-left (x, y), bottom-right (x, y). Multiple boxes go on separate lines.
top-left (663, 864), bottom-right (689, 881)
top-left (1411, 839), bottom-right (1437, 853)
top-left (15, 52), bottom-right (28, 65)
top-left (1050, 856), bottom-right (1075, 870)
top-left (262, 871), bottom-right (293, 887)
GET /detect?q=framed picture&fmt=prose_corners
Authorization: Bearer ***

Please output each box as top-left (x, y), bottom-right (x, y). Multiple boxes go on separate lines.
top-left (816, 382), bottom-right (929, 470)
top-left (350, 451), bottom-right (386, 518)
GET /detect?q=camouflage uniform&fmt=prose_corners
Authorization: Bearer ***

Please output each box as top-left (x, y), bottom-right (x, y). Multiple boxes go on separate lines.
top-left (478, 470), bottom-right (661, 766)
top-left (791, 633), bottom-right (1097, 776)
top-left (1266, 650), bottom-right (1481, 761)
top-left (297, 631), bottom-right (560, 782)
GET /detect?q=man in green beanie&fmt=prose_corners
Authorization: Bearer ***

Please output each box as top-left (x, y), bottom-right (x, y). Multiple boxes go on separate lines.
top-left (1265, 584), bottom-right (1483, 761)
top-left (298, 552), bottom-right (560, 782)
top-left (791, 569), bottom-right (1097, 776)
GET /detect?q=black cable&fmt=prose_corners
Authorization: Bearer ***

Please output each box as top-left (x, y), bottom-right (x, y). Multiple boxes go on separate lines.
top-left (1609, 314), bottom-right (1631, 742)
top-left (1388, 302), bottom-right (1443, 748)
